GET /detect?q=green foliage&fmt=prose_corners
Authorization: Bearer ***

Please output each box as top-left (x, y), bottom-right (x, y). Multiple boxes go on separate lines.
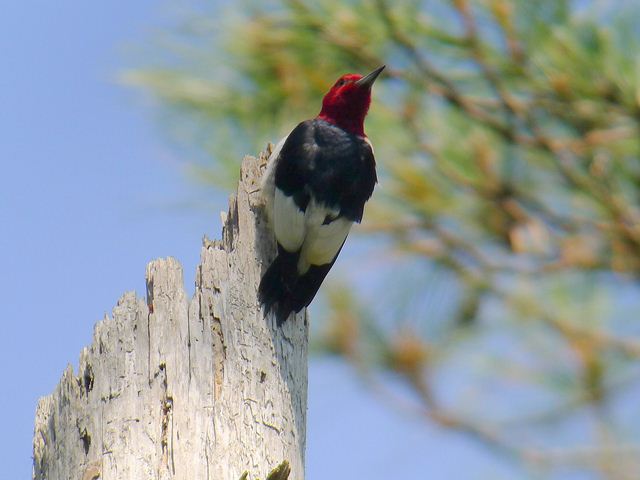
top-left (130, 0), bottom-right (640, 477)
top-left (239, 460), bottom-right (290, 480)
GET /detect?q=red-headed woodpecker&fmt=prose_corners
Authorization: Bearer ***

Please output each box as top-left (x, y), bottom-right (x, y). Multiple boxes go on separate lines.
top-left (259, 65), bottom-right (385, 325)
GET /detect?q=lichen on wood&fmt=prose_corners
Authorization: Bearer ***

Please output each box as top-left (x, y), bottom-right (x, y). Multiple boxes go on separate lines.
top-left (239, 460), bottom-right (291, 480)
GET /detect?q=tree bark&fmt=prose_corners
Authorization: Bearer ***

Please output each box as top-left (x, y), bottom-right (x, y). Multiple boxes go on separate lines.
top-left (32, 150), bottom-right (308, 480)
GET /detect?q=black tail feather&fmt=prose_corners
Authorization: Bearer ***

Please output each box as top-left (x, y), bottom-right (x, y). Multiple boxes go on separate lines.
top-left (258, 248), bottom-right (299, 325)
top-left (286, 263), bottom-right (334, 314)
top-left (259, 248), bottom-right (338, 326)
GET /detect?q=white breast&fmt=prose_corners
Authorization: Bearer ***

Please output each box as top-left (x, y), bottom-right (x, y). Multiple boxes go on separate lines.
top-left (297, 200), bottom-right (352, 273)
top-left (261, 134), bottom-right (289, 225)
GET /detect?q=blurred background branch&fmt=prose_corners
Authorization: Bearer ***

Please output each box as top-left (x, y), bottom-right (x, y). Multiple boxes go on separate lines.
top-left (125, 0), bottom-right (640, 478)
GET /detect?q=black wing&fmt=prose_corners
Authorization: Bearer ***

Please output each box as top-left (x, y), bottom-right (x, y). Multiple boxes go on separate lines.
top-left (274, 119), bottom-right (377, 222)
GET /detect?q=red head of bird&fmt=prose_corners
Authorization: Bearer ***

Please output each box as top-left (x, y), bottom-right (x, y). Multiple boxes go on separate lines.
top-left (318, 65), bottom-right (385, 137)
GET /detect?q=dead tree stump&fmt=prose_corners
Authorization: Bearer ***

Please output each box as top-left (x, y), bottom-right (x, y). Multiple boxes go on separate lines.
top-left (32, 151), bottom-right (308, 480)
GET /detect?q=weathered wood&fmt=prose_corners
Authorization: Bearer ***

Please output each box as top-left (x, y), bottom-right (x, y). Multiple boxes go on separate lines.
top-left (33, 151), bottom-right (309, 479)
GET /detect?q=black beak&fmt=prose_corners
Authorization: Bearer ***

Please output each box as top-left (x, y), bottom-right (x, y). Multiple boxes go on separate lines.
top-left (355, 65), bottom-right (385, 88)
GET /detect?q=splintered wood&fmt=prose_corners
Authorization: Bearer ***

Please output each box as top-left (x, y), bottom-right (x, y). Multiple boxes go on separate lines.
top-left (33, 152), bottom-right (309, 480)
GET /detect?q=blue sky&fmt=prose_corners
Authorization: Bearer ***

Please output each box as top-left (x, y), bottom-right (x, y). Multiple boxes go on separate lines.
top-left (0, 2), bottom-right (521, 478)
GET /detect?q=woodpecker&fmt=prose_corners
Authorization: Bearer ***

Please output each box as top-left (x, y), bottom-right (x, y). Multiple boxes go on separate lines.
top-left (259, 65), bottom-right (384, 325)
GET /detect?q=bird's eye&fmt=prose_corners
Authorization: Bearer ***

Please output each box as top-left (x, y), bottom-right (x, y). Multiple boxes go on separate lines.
top-left (336, 79), bottom-right (347, 87)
